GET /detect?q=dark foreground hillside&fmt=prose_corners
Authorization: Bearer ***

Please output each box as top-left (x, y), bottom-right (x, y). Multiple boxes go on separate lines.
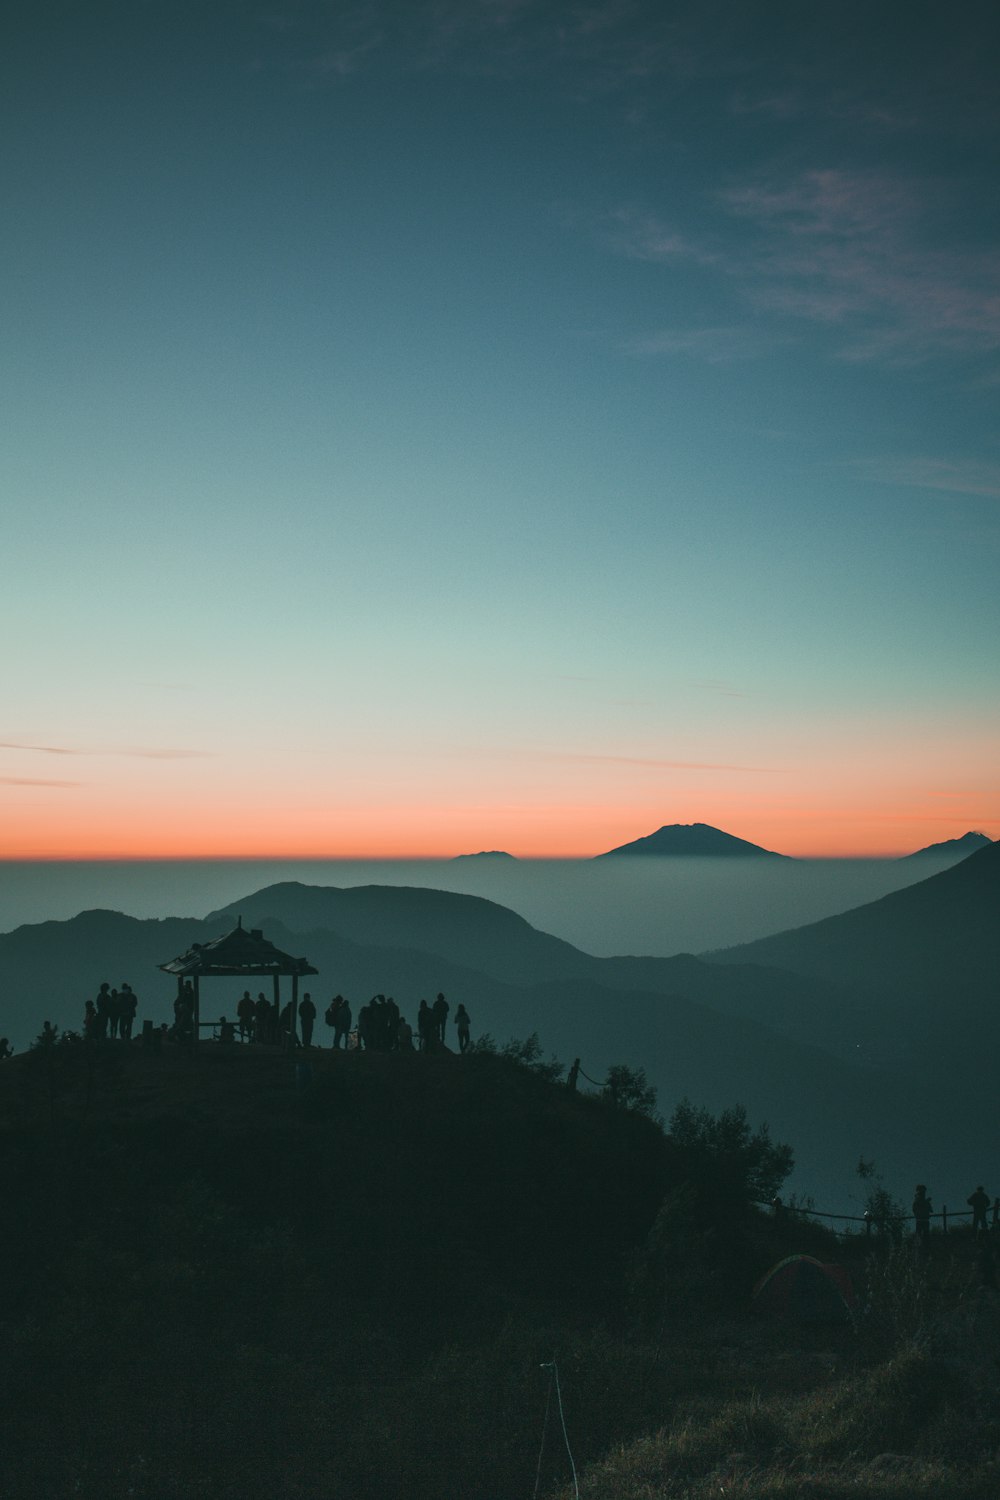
top-left (1, 1043), bottom-right (997, 1500)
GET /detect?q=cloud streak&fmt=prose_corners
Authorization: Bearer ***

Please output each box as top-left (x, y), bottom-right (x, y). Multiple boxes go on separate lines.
top-left (622, 324), bottom-right (778, 364)
top-left (0, 776), bottom-right (83, 788)
top-left (541, 752), bottom-right (780, 773)
top-left (857, 457), bottom-right (1000, 501)
top-left (608, 169), bottom-right (1000, 368)
top-left (0, 742), bottom-right (213, 760)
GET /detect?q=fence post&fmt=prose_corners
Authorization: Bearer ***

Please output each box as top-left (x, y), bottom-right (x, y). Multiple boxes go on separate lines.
top-left (942, 1203), bottom-right (948, 1235)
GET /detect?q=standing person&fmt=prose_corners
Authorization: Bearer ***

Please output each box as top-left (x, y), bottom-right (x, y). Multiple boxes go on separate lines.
top-left (120, 983), bottom-right (138, 1041)
top-left (299, 993), bottom-right (316, 1048)
top-left (237, 991), bottom-right (255, 1042)
top-left (432, 992), bottom-right (449, 1046)
top-left (396, 1015), bottom-right (414, 1051)
top-left (912, 1184), bottom-right (932, 1242)
top-left (968, 1185), bottom-right (990, 1237)
top-left (356, 1002), bottom-right (372, 1052)
top-left (334, 997), bottom-right (351, 1051)
top-left (108, 988), bottom-right (122, 1040)
top-left (417, 1000), bottom-right (433, 1052)
top-left (254, 993), bottom-right (270, 1045)
top-left (0, 1038), bottom-right (12, 1059)
top-left (95, 983), bottom-right (112, 1039)
top-left (455, 1004), bottom-right (471, 1054)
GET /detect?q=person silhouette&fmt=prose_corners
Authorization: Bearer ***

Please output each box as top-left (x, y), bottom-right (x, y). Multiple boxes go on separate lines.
top-left (237, 991), bottom-right (255, 1042)
top-left (299, 993), bottom-right (316, 1048)
top-left (108, 988), bottom-right (122, 1040)
top-left (432, 992), bottom-right (449, 1046)
top-left (95, 983), bottom-right (112, 1039)
top-left (120, 983), bottom-right (138, 1041)
top-left (912, 1184), bottom-right (932, 1242)
top-left (334, 997), bottom-right (351, 1050)
top-left (968, 1185), bottom-right (990, 1237)
top-left (455, 1004), bottom-right (471, 1054)
top-left (0, 1037), bottom-right (12, 1060)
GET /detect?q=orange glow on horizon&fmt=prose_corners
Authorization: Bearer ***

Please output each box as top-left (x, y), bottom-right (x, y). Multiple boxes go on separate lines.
top-left (1, 796), bottom-right (996, 861)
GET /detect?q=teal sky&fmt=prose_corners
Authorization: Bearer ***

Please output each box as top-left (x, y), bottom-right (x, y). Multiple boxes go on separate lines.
top-left (3, 1), bottom-right (999, 857)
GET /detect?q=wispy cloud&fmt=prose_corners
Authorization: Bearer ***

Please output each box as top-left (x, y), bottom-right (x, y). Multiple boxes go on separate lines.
top-left (603, 205), bottom-right (719, 266)
top-left (0, 741), bottom-right (213, 759)
top-left (622, 325), bottom-right (777, 363)
top-left (726, 170), bottom-right (1000, 363)
top-left (607, 169), bottom-right (1000, 368)
top-left (541, 751), bottom-right (779, 773)
top-left (856, 457), bottom-right (1000, 501)
top-left (0, 741), bottom-right (75, 756)
top-left (0, 776), bottom-right (82, 788)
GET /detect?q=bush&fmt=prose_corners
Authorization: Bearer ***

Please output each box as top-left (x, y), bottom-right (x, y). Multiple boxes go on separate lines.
top-left (668, 1099), bottom-right (794, 1206)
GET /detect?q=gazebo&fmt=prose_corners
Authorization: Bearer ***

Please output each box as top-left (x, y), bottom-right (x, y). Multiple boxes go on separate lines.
top-left (159, 918), bottom-right (318, 1046)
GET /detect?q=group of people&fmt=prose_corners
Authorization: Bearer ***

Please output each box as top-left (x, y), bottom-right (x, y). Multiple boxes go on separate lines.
top-left (221, 989), bottom-right (472, 1053)
top-left (74, 978), bottom-right (473, 1055)
top-left (83, 983), bottom-right (139, 1041)
top-left (325, 992), bottom-right (472, 1054)
top-left (912, 1183), bottom-right (1000, 1240)
top-left (230, 990), bottom-right (312, 1048)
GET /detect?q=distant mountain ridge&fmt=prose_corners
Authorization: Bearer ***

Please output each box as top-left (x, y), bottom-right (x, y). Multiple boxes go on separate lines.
top-left (707, 839), bottom-right (1000, 1007)
top-left (450, 850), bottom-right (518, 861)
top-left (901, 830), bottom-right (992, 860)
top-left (1, 851), bottom-right (998, 1206)
top-left (596, 822), bottom-right (789, 858)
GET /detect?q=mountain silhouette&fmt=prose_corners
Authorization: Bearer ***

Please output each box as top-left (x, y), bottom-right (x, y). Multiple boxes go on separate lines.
top-left (2, 854), bottom-right (997, 1207)
top-left (596, 822), bottom-right (789, 858)
top-left (707, 839), bottom-right (1000, 1004)
top-left (205, 882), bottom-right (593, 986)
top-left (900, 830), bottom-right (992, 860)
top-left (450, 850), bottom-right (517, 861)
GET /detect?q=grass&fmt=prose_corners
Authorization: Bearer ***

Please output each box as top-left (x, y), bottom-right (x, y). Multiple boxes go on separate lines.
top-left (3, 1044), bottom-right (999, 1498)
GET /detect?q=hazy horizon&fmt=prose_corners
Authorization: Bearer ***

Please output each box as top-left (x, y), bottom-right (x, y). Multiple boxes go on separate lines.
top-left (0, 853), bottom-right (961, 957)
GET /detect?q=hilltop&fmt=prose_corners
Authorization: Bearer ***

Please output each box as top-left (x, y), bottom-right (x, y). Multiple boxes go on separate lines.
top-left (2, 1041), bottom-right (997, 1500)
top-left (1, 849), bottom-right (998, 1208)
top-left (595, 822), bottom-right (789, 858)
top-left (0, 891), bottom-right (913, 1207)
top-left (0, 1041), bottom-right (685, 1498)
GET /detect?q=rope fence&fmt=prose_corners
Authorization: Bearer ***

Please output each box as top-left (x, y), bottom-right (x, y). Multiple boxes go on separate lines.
top-left (754, 1199), bottom-right (991, 1235)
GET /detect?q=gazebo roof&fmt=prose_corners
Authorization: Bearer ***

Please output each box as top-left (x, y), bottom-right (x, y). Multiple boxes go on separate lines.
top-left (159, 920), bottom-right (318, 980)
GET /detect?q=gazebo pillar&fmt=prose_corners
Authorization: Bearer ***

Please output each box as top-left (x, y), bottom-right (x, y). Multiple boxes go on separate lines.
top-left (193, 974), bottom-right (200, 1049)
top-left (291, 971), bottom-right (299, 1050)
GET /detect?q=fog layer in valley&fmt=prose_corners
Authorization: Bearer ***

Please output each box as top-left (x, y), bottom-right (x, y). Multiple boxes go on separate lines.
top-left (0, 856), bottom-right (954, 954)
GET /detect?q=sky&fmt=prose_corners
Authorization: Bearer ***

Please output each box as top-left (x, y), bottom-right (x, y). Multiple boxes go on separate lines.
top-left (3, 0), bottom-right (999, 859)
